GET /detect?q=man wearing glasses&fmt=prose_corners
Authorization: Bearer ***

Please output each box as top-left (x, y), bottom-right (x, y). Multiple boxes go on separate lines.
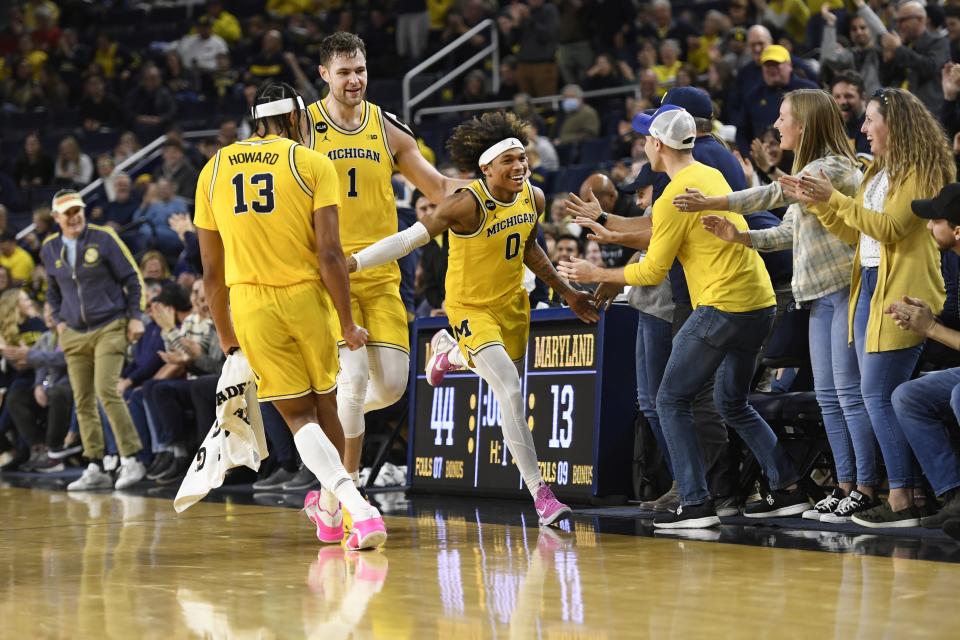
top-left (880, 0), bottom-right (949, 114)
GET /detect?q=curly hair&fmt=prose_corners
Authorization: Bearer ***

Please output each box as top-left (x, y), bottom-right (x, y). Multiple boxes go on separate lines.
top-left (865, 88), bottom-right (956, 195)
top-left (318, 32), bottom-right (366, 67)
top-left (446, 111), bottom-right (530, 172)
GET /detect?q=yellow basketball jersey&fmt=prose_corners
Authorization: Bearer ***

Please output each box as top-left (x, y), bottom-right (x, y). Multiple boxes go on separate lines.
top-left (445, 179), bottom-right (538, 306)
top-left (305, 99), bottom-right (399, 258)
top-left (193, 135), bottom-right (341, 287)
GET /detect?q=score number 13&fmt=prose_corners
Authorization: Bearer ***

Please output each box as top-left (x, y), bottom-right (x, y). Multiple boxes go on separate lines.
top-left (548, 384), bottom-right (574, 449)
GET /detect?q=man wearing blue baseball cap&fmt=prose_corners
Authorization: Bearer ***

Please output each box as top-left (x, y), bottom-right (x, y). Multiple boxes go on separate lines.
top-left (559, 105), bottom-right (805, 529)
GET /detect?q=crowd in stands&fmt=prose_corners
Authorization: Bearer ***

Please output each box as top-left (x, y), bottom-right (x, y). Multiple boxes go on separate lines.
top-left (4, 0), bottom-right (960, 535)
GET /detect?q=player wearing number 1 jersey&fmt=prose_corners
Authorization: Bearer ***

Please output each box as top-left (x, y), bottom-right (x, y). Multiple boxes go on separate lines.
top-left (194, 82), bottom-right (385, 550)
top-left (305, 32), bottom-right (468, 506)
top-left (346, 112), bottom-right (599, 526)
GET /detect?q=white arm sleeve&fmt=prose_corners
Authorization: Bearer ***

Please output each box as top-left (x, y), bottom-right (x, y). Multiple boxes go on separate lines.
top-left (352, 221), bottom-right (432, 272)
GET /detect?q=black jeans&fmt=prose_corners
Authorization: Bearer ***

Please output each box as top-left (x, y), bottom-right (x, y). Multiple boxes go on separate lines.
top-left (6, 383), bottom-right (73, 448)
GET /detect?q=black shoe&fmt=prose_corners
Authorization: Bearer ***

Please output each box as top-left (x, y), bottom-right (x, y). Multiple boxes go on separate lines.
top-left (652, 502), bottom-right (721, 529)
top-left (252, 466), bottom-right (297, 491)
top-left (922, 489), bottom-right (960, 529)
top-left (281, 465), bottom-right (320, 491)
top-left (743, 487), bottom-right (811, 519)
top-left (820, 490), bottom-right (880, 524)
top-left (48, 442), bottom-right (83, 460)
top-left (146, 452), bottom-right (175, 480)
top-left (154, 457), bottom-right (190, 485)
top-left (0, 449), bottom-right (29, 472)
top-left (714, 495), bottom-right (741, 517)
top-left (31, 453), bottom-right (65, 473)
top-left (851, 502), bottom-right (922, 528)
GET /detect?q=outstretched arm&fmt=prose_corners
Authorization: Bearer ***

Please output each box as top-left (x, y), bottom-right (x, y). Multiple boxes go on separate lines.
top-left (348, 190), bottom-right (474, 273)
top-left (388, 116), bottom-right (471, 204)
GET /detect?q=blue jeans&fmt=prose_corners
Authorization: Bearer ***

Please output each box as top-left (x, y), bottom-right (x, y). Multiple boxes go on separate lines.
top-left (853, 267), bottom-right (922, 489)
top-left (891, 368), bottom-right (960, 496)
top-left (657, 305), bottom-right (799, 505)
top-left (636, 311), bottom-right (674, 475)
top-left (808, 287), bottom-right (878, 484)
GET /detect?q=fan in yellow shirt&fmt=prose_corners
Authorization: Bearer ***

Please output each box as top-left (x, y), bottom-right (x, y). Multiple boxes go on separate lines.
top-left (0, 232), bottom-right (36, 284)
top-left (559, 105), bottom-right (804, 530)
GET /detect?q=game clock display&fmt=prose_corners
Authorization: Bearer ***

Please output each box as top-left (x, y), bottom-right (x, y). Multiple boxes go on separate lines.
top-left (407, 306), bottom-right (639, 503)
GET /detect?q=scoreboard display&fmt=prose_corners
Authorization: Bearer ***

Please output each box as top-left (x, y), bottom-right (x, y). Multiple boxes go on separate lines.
top-left (407, 306), bottom-right (639, 503)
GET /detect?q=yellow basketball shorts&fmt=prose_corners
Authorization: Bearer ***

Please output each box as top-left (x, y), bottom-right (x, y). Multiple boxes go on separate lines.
top-left (342, 264), bottom-right (410, 353)
top-left (230, 280), bottom-right (339, 402)
top-left (445, 289), bottom-right (530, 365)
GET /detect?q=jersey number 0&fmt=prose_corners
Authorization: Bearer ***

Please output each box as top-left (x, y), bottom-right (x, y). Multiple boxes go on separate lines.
top-left (232, 173), bottom-right (275, 214)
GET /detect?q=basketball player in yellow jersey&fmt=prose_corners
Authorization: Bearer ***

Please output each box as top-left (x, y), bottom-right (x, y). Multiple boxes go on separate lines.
top-left (194, 82), bottom-right (385, 550)
top-left (305, 32), bottom-right (470, 492)
top-left (346, 113), bottom-right (599, 526)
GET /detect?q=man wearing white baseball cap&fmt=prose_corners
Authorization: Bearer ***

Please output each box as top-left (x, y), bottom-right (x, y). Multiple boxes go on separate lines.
top-left (559, 105), bottom-right (807, 528)
top-left (41, 188), bottom-right (148, 491)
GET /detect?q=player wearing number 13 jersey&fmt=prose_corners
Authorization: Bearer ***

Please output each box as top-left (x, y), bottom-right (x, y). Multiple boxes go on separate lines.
top-left (345, 112), bottom-right (600, 526)
top-left (195, 82), bottom-right (386, 550)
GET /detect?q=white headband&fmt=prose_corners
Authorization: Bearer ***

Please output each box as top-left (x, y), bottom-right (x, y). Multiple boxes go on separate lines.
top-left (252, 96), bottom-right (305, 119)
top-left (478, 137), bottom-right (524, 168)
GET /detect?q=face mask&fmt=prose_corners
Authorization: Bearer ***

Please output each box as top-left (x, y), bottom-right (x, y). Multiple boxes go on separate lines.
top-left (562, 98), bottom-right (579, 113)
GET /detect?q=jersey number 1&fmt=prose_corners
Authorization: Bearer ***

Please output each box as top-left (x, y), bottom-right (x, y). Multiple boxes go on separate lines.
top-left (347, 167), bottom-right (358, 197)
top-left (232, 173), bottom-right (275, 214)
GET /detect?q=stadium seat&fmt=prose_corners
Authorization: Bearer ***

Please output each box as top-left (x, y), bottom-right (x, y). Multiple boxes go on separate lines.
top-left (553, 164), bottom-right (594, 195)
top-left (554, 142), bottom-right (578, 166)
top-left (579, 136), bottom-right (615, 166)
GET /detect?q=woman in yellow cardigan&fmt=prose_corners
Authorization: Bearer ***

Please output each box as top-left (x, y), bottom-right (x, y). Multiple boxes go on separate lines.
top-left (788, 88), bottom-right (954, 528)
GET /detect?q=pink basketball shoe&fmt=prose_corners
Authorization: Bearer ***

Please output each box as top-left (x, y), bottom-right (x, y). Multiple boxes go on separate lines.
top-left (535, 484), bottom-right (572, 527)
top-left (304, 490), bottom-right (344, 544)
top-left (426, 329), bottom-right (462, 387)
top-left (344, 511), bottom-right (388, 551)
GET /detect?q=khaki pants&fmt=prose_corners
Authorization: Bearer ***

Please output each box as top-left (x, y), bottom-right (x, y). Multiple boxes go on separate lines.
top-left (61, 318), bottom-right (142, 459)
top-left (516, 61), bottom-right (558, 98)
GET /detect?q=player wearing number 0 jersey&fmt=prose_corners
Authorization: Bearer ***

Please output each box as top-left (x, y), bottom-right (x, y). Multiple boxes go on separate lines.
top-left (195, 82), bottom-right (385, 550)
top-left (305, 32), bottom-right (468, 501)
top-left (346, 112), bottom-right (600, 526)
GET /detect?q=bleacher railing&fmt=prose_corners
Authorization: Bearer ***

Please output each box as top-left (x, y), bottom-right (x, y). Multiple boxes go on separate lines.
top-left (402, 18), bottom-right (500, 124)
top-left (412, 85), bottom-right (642, 125)
top-left (15, 128), bottom-right (217, 241)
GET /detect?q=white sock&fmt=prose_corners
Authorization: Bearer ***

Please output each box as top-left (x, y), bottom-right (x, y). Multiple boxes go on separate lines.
top-left (448, 345), bottom-right (468, 368)
top-left (350, 470), bottom-right (361, 487)
top-left (319, 487), bottom-right (339, 512)
top-left (294, 423), bottom-right (376, 519)
top-left (471, 346), bottom-right (543, 497)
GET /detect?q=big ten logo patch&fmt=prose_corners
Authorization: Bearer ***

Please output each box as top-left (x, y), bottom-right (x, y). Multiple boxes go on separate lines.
top-left (315, 121), bottom-right (328, 133)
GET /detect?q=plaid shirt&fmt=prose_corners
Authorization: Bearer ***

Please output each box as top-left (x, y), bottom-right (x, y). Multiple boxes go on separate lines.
top-left (727, 155), bottom-right (862, 303)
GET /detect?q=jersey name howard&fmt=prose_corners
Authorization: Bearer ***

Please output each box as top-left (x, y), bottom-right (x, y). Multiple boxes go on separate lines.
top-left (325, 147), bottom-right (382, 162)
top-left (486, 212), bottom-right (537, 237)
top-left (227, 151), bottom-right (280, 166)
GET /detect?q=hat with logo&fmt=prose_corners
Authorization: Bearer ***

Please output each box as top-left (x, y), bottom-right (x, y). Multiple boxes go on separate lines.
top-left (760, 44), bottom-right (791, 64)
top-left (52, 190), bottom-right (85, 215)
top-left (912, 183), bottom-right (960, 227)
top-left (632, 104), bottom-right (696, 150)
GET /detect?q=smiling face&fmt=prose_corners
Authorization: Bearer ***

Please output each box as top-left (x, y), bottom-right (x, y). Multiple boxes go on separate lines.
top-left (55, 206), bottom-right (85, 239)
top-left (832, 81), bottom-right (864, 122)
top-left (320, 51), bottom-right (367, 108)
top-left (862, 99), bottom-right (889, 156)
top-left (774, 98), bottom-right (803, 151)
top-left (482, 149), bottom-right (528, 195)
top-left (849, 16), bottom-right (873, 47)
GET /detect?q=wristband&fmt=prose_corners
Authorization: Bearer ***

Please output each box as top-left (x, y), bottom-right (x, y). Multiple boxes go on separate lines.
top-left (597, 212), bottom-right (609, 226)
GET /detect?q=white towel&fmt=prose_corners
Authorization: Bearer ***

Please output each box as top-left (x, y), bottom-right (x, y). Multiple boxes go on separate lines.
top-left (174, 352), bottom-right (269, 513)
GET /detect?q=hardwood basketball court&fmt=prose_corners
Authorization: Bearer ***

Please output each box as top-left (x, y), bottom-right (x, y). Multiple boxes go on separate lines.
top-left (2, 482), bottom-right (958, 639)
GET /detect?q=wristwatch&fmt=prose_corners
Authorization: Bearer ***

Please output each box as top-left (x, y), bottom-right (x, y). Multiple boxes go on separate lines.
top-left (596, 212), bottom-right (609, 226)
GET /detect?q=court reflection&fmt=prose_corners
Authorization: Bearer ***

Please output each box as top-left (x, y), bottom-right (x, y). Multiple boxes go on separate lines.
top-left (2, 487), bottom-right (960, 639)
